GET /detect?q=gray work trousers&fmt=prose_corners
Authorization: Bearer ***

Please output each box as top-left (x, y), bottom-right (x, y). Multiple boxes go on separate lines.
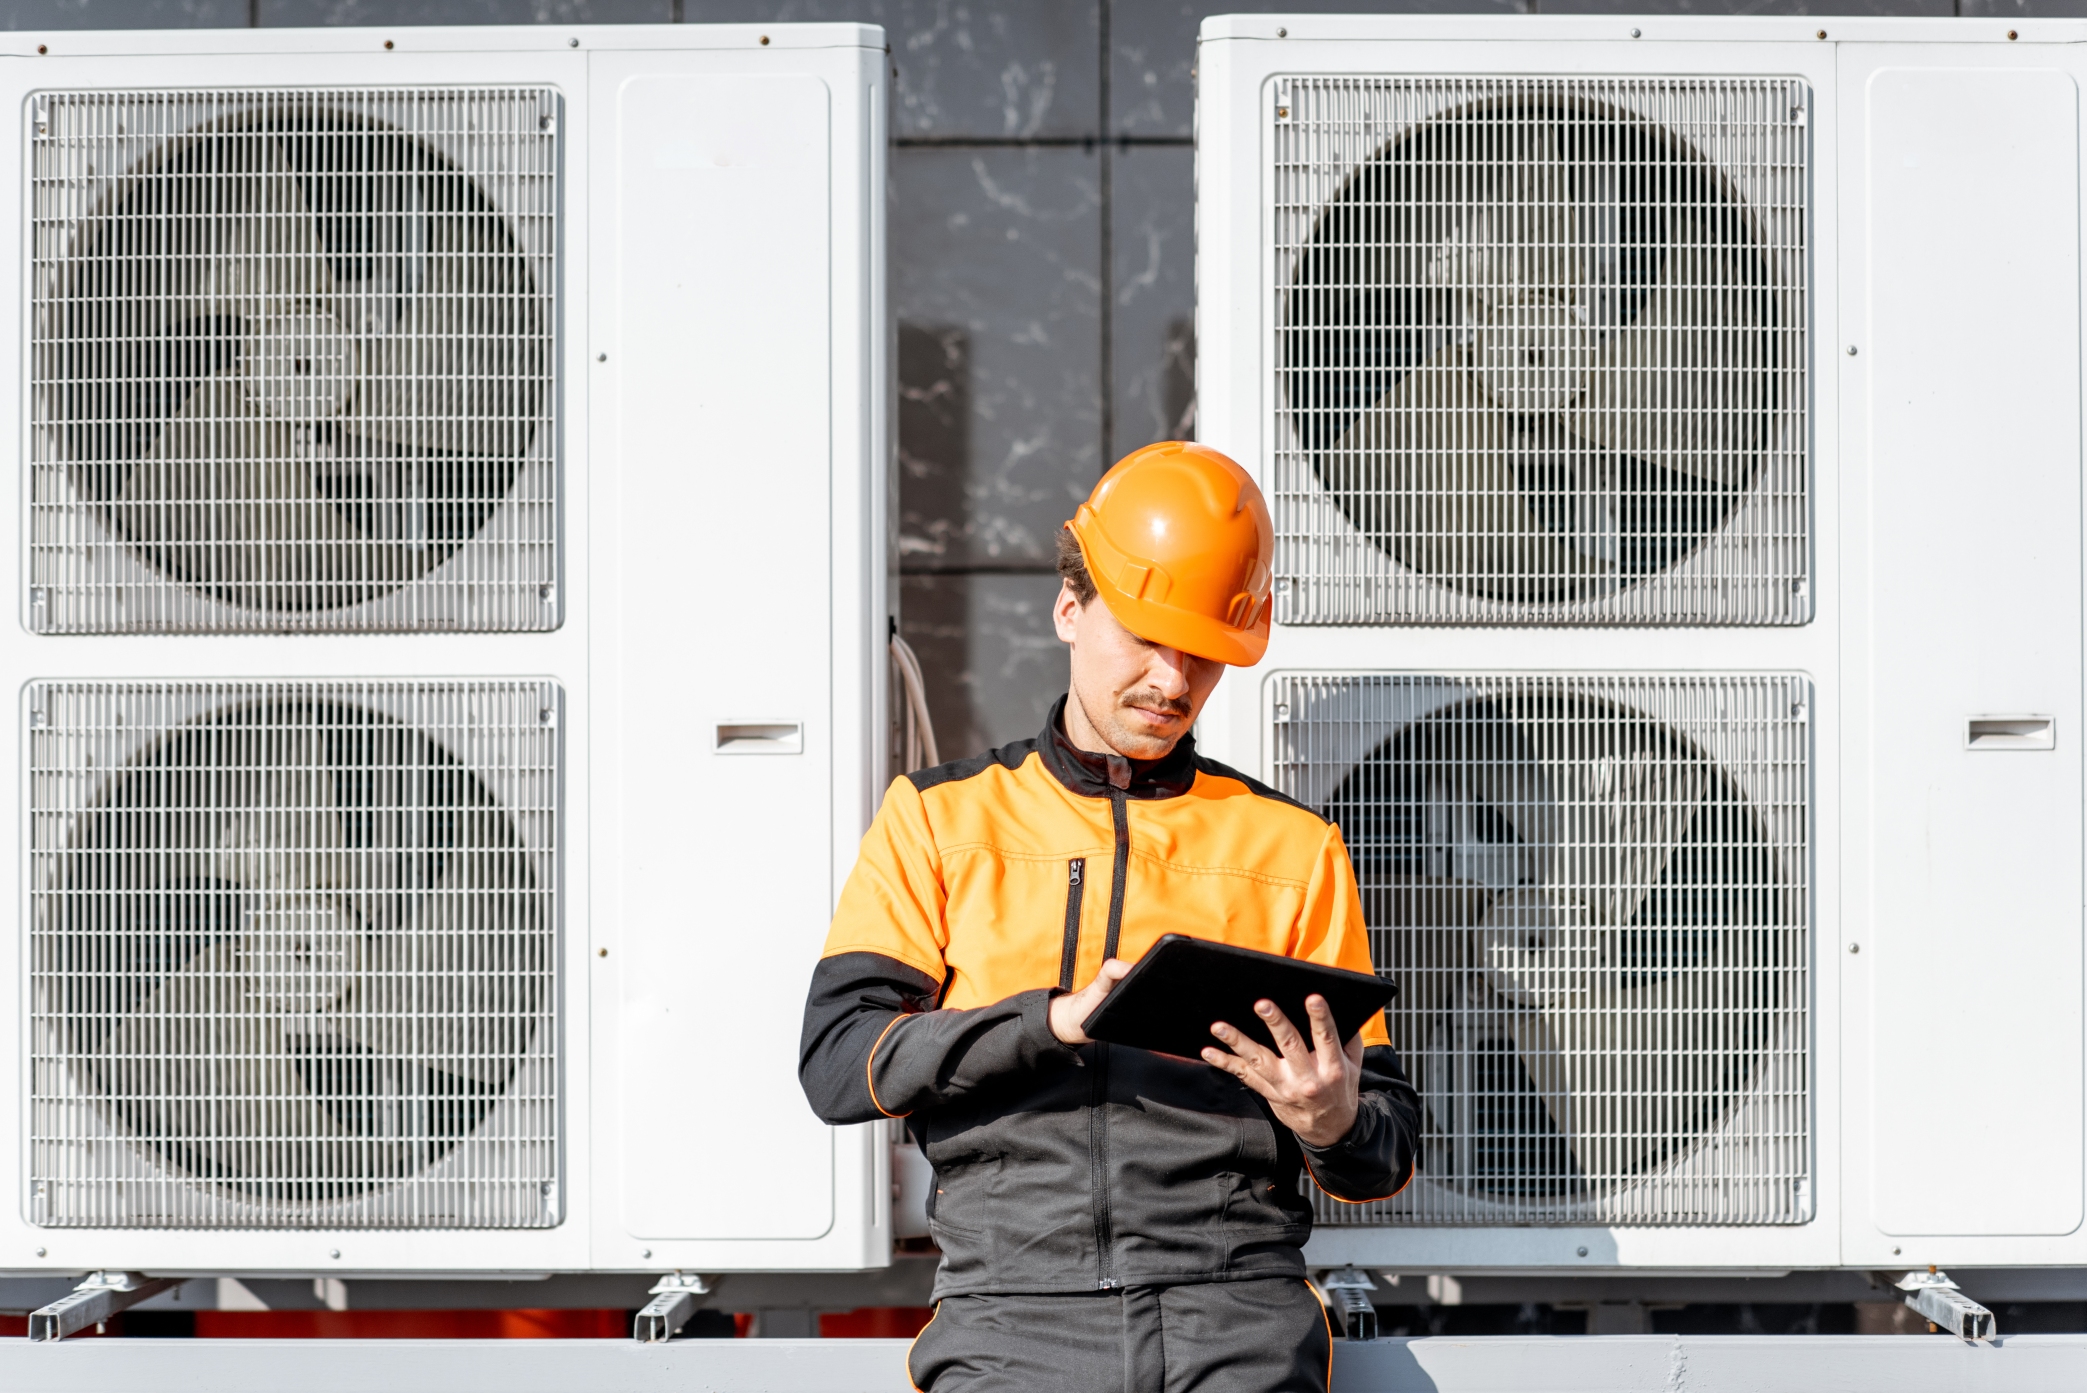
top-left (906, 1278), bottom-right (1333, 1393)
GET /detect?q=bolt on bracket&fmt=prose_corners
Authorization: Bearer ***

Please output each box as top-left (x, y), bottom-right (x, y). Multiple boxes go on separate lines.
top-left (1319, 1266), bottom-right (1379, 1342)
top-left (1884, 1269), bottom-right (1996, 1341)
top-left (29, 1271), bottom-right (182, 1341)
top-left (632, 1271), bottom-right (712, 1343)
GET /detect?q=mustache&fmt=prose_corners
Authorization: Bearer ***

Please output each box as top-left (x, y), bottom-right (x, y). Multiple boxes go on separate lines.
top-left (1120, 688), bottom-right (1192, 718)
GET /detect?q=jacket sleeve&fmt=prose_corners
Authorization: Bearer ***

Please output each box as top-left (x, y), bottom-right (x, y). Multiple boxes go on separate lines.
top-left (1290, 821), bottom-right (1422, 1202)
top-left (798, 777), bottom-right (1079, 1125)
top-left (1302, 1044), bottom-right (1423, 1203)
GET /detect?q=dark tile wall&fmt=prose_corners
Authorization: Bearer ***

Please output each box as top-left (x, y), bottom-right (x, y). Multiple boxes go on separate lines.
top-left (6, 0), bottom-right (1980, 757)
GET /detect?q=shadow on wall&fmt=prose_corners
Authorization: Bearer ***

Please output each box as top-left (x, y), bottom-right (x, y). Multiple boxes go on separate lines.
top-left (898, 323), bottom-right (971, 573)
top-left (897, 322), bottom-right (1065, 763)
top-left (1162, 317), bottom-right (1195, 441)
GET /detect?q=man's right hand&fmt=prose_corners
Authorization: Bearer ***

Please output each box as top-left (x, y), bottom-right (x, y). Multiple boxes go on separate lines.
top-left (1049, 959), bottom-right (1132, 1045)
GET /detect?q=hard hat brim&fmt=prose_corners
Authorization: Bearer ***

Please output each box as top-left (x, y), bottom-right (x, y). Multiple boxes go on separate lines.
top-left (1090, 580), bottom-right (1271, 667)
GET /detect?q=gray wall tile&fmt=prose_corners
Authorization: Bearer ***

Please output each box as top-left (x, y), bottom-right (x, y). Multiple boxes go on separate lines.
top-left (7, 0), bottom-right (247, 28)
top-left (263, 0), bottom-right (664, 23)
top-left (894, 145), bottom-right (1101, 571)
top-left (1541, 0), bottom-right (1947, 12)
top-left (900, 572), bottom-right (1067, 762)
top-left (685, 1), bottom-right (1101, 139)
top-left (1110, 0), bottom-right (1527, 139)
top-left (1958, 0), bottom-right (2087, 14)
top-left (1109, 142), bottom-right (1194, 461)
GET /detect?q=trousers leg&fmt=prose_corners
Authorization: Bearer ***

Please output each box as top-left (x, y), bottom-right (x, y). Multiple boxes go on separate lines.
top-left (907, 1292), bottom-right (1126, 1393)
top-left (1156, 1278), bottom-right (1332, 1393)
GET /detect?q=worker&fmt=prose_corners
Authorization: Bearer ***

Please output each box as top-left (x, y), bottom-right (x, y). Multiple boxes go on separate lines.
top-left (799, 442), bottom-right (1421, 1392)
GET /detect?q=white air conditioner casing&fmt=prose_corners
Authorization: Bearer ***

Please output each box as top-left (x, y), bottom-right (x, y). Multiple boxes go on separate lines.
top-left (0, 25), bottom-right (890, 1276)
top-left (1197, 15), bottom-right (2087, 1272)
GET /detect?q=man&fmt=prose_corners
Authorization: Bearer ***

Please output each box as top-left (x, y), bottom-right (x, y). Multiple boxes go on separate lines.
top-left (799, 442), bottom-right (1421, 1392)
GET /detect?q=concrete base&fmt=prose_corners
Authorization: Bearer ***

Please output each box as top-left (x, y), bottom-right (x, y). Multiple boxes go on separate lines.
top-left (1, 1334), bottom-right (2085, 1392)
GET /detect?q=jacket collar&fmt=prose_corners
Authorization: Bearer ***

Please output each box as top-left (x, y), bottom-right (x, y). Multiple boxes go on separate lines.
top-left (1038, 693), bottom-right (1200, 801)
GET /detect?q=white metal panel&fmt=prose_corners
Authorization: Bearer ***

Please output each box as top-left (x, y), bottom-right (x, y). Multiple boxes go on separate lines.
top-left (1859, 65), bottom-right (2084, 1238)
top-left (1200, 19), bottom-right (1847, 1271)
top-left (0, 24), bottom-right (885, 1277)
top-left (604, 70), bottom-right (838, 1242)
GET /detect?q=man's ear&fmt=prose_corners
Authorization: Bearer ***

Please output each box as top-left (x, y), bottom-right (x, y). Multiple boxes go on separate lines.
top-left (1051, 579), bottom-right (1084, 643)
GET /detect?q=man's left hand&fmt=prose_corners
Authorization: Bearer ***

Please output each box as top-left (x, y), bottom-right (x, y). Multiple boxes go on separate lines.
top-left (1201, 995), bottom-right (1361, 1148)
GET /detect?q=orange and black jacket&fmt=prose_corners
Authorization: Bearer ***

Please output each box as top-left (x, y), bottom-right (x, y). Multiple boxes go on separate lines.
top-left (799, 697), bottom-right (1420, 1298)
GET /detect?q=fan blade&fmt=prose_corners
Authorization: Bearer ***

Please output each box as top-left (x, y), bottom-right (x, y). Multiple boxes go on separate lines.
top-left (333, 151), bottom-right (545, 458)
top-left (1562, 211), bottom-right (1774, 483)
top-left (113, 377), bottom-right (461, 610)
top-left (54, 126), bottom-right (335, 472)
top-left (1426, 119), bottom-right (1588, 315)
top-left (338, 846), bottom-right (545, 1086)
top-left (1331, 343), bottom-right (1615, 601)
top-left (110, 377), bottom-right (387, 606)
top-left (88, 940), bottom-right (354, 1178)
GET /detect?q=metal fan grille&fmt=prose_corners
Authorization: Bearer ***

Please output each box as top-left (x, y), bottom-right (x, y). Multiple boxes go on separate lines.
top-left (28, 89), bottom-right (558, 633)
top-left (1270, 673), bottom-right (1808, 1225)
top-left (27, 681), bottom-right (560, 1229)
top-left (1272, 77), bottom-right (1808, 625)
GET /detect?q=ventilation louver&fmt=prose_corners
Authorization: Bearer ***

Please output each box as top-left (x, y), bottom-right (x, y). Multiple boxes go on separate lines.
top-left (1273, 78), bottom-right (1808, 624)
top-left (28, 89), bottom-right (558, 633)
top-left (28, 682), bottom-right (560, 1229)
top-left (1271, 674), bottom-right (1808, 1224)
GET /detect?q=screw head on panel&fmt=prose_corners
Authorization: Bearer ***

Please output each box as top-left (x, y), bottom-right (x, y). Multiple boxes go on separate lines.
top-left (1849, 943), bottom-right (1860, 954)
top-left (35, 1247), bottom-right (46, 1258)
top-left (1630, 28), bottom-right (1641, 38)
top-left (1276, 27), bottom-right (1287, 37)
top-left (1817, 30), bottom-right (1827, 40)
top-left (1846, 345), bottom-right (1858, 356)
top-left (383, 39), bottom-right (394, 49)
top-left (569, 37), bottom-right (580, 47)
top-left (1576, 1246), bottom-right (1588, 1257)
top-left (329, 1249), bottom-right (341, 1260)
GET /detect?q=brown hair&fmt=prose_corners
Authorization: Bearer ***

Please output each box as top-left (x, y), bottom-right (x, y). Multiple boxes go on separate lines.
top-left (1055, 524), bottom-right (1096, 606)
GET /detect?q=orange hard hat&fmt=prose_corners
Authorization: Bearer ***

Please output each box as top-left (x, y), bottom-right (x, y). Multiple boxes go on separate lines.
top-left (1068, 442), bottom-right (1274, 666)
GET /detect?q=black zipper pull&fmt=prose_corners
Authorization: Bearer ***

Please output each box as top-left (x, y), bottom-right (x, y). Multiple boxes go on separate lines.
top-left (1058, 857), bottom-right (1087, 991)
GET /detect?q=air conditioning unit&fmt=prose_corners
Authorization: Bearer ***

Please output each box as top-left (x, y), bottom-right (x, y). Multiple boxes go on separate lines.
top-left (1196, 15), bottom-right (2086, 1274)
top-left (0, 25), bottom-right (891, 1277)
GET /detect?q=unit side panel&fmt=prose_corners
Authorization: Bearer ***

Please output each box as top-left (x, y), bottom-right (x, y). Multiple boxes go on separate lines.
top-left (1855, 61), bottom-right (2085, 1241)
top-left (601, 70), bottom-right (837, 1244)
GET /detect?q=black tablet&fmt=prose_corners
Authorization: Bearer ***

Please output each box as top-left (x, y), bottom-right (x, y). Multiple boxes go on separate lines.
top-left (1079, 934), bottom-right (1395, 1060)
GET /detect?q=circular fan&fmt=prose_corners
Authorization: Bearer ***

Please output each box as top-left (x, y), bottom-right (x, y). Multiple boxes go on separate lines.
top-left (50, 103), bottom-right (546, 612)
top-left (49, 701), bottom-right (545, 1208)
top-left (1323, 693), bottom-right (1783, 1200)
top-left (1286, 95), bottom-right (1777, 603)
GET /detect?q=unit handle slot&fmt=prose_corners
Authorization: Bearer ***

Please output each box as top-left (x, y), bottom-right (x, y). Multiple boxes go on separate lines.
top-left (716, 722), bottom-right (804, 754)
top-left (1966, 716), bottom-right (2055, 751)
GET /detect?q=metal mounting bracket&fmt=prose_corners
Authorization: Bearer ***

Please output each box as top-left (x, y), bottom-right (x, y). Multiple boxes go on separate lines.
top-left (29, 1271), bottom-right (182, 1341)
top-left (1885, 1269), bottom-right (1997, 1341)
top-left (632, 1271), bottom-right (712, 1343)
top-left (1319, 1266), bottom-right (1379, 1342)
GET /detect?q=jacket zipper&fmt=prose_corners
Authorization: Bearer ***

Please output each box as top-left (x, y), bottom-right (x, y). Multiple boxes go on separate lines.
top-left (1058, 858), bottom-right (1086, 991)
top-left (1092, 788), bottom-right (1131, 1289)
